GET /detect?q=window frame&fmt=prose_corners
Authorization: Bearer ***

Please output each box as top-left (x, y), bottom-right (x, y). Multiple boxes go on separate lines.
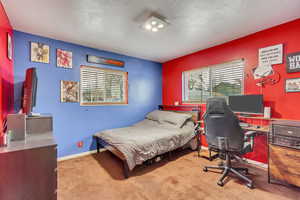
top-left (80, 65), bottom-right (128, 106)
top-left (182, 59), bottom-right (245, 103)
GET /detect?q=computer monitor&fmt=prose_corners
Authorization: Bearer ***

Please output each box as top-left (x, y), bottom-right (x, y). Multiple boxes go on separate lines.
top-left (228, 95), bottom-right (263, 114)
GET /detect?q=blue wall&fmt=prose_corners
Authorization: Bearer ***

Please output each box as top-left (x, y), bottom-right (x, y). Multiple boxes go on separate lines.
top-left (13, 30), bottom-right (162, 157)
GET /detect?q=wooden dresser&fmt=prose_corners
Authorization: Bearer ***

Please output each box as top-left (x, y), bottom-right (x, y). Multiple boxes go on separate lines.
top-left (0, 132), bottom-right (57, 200)
top-left (269, 120), bottom-right (300, 187)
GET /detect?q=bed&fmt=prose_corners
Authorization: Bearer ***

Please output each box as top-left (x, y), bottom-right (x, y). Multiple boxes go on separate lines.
top-left (93, 105), bottom-right (201, 178)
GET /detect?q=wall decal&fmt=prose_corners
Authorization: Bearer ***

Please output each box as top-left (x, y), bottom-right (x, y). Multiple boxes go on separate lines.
top-left (286, 51), bottom-right (300, 73)
top-left (30, 42), bottom-right (50, 63)
top-left (87, 55), bottom-right (124, 67)
top-left (7, 33), bottom-right (12, 60)
top-left (285, 78), bottom-right (300, 93)
top-left (258, 44), bottom-right (283, 66)
top-left (57, 49), bottom-right (72, 68)
top-left (60, 80), bottom-right (79, 102)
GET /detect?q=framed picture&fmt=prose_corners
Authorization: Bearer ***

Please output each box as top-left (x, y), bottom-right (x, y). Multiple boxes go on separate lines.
top-left (87, 55), bottom-right (124, 67)
top-left (286, 51), bottom-right (300, 73)
top-left (7, 33), bottom-right (12, 60)
top-left (31, 42), bottom-right (50, 63)
top-left (60, 80), bottom-right (79, 102)
top-left (285, 78), bottom-right (300, 93)
top-left (57, 49), bottom-right (72, 68)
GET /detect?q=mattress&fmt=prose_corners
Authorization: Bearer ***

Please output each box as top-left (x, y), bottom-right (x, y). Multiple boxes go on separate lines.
top-left (94, 119), bottom-right (195, 170)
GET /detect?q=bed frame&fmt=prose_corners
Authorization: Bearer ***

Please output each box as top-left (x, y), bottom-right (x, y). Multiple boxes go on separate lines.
top-left (94, 105), bottom-right (201, 178)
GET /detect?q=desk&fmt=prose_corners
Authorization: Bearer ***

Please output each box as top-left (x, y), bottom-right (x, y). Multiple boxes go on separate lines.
top-left (199, 125), bottom-right (270, 133)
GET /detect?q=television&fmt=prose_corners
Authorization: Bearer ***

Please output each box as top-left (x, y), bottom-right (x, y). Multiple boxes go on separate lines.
top-left (22, 68), bottom-right (38, 116)
top-left (228, 95), bottom-right (263, 114)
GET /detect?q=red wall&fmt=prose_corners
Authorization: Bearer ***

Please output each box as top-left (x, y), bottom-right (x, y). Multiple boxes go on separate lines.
top-left (162, 18), bottom-right (300, 163)
top-left (0, 2), bottom-right (14, 141)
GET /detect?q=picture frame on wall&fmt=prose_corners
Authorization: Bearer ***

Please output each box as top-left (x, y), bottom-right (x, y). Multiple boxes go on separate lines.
top-left (60, 80), bottom-right (79, 102)
top-left (57, 49), bottom-right (72, 68)
top-left (30, 42), bottom-right (50, 63)
top-left (285, 78), bottom-right (300, 93)
top-left (87, 55), bottom-right (124, 67)
top-left (286, 51), bottom-right (300, 73)
top-left (7, 33), bottom-right (12, 60)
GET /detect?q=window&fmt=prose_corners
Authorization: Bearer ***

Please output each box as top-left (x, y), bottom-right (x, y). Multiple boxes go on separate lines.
top-left (182, 59), bottom-right (244, 103)
top-left (80, 66), bottom-right (128, 105)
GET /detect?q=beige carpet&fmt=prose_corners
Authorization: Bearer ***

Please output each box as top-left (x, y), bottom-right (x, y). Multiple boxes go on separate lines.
top-left (58, 149), bottom-right (300, 200)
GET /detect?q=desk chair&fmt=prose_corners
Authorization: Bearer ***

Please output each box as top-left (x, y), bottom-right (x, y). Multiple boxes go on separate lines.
top-left (202, 97), bottom-right (256, 189)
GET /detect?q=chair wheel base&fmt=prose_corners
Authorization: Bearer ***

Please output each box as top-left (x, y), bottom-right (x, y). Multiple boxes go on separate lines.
top-left (203, 167), bottom-right (208, 172)
top-left (217, 181), bottom-right (224, 187)
top-left (246, 183), bottom-right (254, 189)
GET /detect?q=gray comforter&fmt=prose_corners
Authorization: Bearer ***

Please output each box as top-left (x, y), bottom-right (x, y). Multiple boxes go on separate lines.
top-left (94, 119), bottom-right (195, 170)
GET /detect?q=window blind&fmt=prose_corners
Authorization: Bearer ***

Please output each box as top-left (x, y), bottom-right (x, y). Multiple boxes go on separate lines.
top-left (80, 66), bottom-right (128, 105)
top-left (182, 59), bottom-right (244, 102)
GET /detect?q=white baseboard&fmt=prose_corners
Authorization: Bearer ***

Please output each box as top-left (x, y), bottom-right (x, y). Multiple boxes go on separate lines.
top-left (200, 146), bottom-right (267, 168)
top-left (57, 149), bottom-right (106, 162)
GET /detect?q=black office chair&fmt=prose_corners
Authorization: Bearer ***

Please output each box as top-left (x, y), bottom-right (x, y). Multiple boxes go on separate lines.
top-left (202, 97), bottom-right (256, 189)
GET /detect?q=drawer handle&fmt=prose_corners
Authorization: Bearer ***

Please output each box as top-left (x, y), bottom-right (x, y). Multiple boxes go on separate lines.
top-left (287, 131), bottom-right (293, 134)
top-left (54, 167), bottom-right (57, 172)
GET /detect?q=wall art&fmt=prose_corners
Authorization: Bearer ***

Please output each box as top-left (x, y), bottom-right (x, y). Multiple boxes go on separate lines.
top-left (61, 80), bottom-right (79, 102)
top-left (286, 51), bottom-right (300, 73)
top-left (285, 78), bottom-right (300, 93)
top-left (87, 55), bottom-right (124, 67)
top-left (57, 49), bottom-right (72, 68)
top-left (7, 33), bottom-right (12, 60)
top-left (31, 42), bottom-right (50, 63)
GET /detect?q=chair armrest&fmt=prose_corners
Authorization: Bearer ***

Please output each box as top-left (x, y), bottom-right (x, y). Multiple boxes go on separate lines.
top-left (244, 131), bottom-right (256, 150)
top-left (245, 131), bottom-right (256, 138)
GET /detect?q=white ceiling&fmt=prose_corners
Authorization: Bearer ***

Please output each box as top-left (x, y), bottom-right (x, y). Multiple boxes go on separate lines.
top-left (2, 0), bottom-right (300, 62)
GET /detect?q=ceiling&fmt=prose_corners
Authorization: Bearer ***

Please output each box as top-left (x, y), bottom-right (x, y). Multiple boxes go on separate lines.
top-left (2, 0), bottom-right (300, 62)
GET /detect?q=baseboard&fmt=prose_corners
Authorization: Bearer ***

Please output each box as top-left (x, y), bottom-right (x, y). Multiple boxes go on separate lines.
top-left (199, 146), bottom-right (268, 168)
top-left (57, 149), bottom-right (106, 162)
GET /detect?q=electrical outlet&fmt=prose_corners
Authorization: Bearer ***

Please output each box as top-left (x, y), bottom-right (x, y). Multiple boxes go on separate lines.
top-left (77, 141), bottom-right (83, 148)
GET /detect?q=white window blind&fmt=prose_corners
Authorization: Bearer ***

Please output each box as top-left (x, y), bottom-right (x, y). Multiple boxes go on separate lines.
top-left (80, 66), bottom-right (128, 105)
top-left (182, 59), bottom-right (244, 102)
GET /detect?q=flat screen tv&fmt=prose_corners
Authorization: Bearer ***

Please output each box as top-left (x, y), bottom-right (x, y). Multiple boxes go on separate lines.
top-left (228, 95), bottom-right (263, 114)
top-left (22, 68), bottom-right (38, 116)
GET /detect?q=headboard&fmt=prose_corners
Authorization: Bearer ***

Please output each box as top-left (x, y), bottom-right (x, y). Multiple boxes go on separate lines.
top-left (158, 105), bottom-right (201, 123)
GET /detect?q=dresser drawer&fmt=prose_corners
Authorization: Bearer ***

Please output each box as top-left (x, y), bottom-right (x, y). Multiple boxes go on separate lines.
top-left (269, 145), bottom-right (300, 187)
top-left (272, 125), bottom-right (300, 138)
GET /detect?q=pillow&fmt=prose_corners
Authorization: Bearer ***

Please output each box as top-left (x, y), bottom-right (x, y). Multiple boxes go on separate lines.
top-left (158, 111), bottom-right (192, 128)
top-left (146, 110), bottom-right (192, 128)
top-left (145, 110), bottom-right (163, 121)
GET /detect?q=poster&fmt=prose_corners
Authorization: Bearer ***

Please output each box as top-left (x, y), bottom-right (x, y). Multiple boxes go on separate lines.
top-left (258, 44), bottom-right (283, 66)
top-left (286, 51), bottom-right (300, 73)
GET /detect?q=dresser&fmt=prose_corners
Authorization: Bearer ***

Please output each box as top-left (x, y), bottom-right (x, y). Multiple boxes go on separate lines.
top-left (0, 132), bottom-right (57, 200)
top-left (268, 120), bottom-right (300, 187)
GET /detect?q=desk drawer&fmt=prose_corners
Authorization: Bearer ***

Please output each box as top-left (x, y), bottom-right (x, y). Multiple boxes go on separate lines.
top-left (269, 135), bottom-right (300, 149)
top-left (269, 145), bottom-right (300, 187)
top-left (272, 125), bottom-right (300, 138)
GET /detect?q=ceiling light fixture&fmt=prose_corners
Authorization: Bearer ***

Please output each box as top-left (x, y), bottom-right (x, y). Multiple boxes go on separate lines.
top-left (143, 16), bottom-right (169, 32)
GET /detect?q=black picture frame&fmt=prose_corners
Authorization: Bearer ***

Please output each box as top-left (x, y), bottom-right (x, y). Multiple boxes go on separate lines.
top-left (286, 52), bottom-right (300, 73)
top-left (285, 78), bottom-right (300, 93)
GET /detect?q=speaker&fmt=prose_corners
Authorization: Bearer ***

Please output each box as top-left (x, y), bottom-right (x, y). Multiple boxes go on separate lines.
top-left (264, 107), bottom-right (271, 118)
